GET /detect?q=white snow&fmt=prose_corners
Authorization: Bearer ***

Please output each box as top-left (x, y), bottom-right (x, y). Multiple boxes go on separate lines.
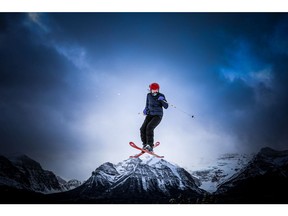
top-left (137, 155), bottom-right (187, 190)
top-left (139, 154), bottom-right (162, 166)
top-left (190, 153), bottom-right (254, 193)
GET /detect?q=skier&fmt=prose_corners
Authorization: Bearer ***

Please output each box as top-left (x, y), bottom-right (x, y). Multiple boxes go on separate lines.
top-left (140, 82), bottom-right (168, 152)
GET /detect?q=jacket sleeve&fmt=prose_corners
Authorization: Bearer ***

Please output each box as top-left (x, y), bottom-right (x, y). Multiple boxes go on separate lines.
top-left (145, 94), bottom-right (149, 110)
top-left (160, 94), bottom-right (169, 109)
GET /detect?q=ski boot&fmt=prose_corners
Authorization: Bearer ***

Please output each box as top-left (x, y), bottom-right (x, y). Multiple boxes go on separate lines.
top-left (143, 144), bottom-right (153, 152)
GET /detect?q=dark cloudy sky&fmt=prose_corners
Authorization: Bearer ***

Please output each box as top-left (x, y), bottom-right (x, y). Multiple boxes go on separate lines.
top-left (1, 12), bottom-right (288, 181)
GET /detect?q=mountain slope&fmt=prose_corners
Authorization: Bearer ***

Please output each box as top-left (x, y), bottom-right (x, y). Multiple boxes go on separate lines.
top-left (11, 155), bottom-right (62, 193)
top-left (57, 176), bottom-right (82, 191)
top-left (0, 155), bottom-right (62, 194)
top-left (214, 147), bottom-right (288, 203)
top-left (48, 156), bottom-right (207, 203)
top-left (190, 153), bottom-right (254, 192)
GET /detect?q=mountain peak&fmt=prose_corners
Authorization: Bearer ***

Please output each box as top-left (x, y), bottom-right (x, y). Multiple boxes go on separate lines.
top-left (214, 147), bottom-right (288, 203)
top-left (9, 154), bottom-right (43, 170)
top-left (57, 155), bottom-right (206, 203)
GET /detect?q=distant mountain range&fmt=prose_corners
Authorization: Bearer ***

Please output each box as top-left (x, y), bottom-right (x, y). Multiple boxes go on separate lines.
top-left (190, 152), bottom-right (254, 193)
top-left (0, 154), bottom-right (81, 203)
top-left (213, 147), bottom-right (288, 203)
top-left (1, 147), bottom-right (287, 204)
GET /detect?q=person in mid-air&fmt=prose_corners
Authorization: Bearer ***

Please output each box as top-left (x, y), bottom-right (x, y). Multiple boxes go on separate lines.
top-left (140, 82), bottom-right (168, 152)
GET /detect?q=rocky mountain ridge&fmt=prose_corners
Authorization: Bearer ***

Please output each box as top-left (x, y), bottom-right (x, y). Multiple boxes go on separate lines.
top-left (49, 156), bottom-right (206, 203)
top-left (0, 154), bottom-right (81, 195)
top-left (1, 146), bottom-right (288, 204)
top-left (190, 152), bottom-right (254, 192)
top-left (213, 147), bottom-right (288, 203)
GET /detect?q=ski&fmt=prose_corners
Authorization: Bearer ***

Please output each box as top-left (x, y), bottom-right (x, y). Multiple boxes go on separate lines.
top-left (129, 141), bottom-right (164, 158)
top-left (129, 142), bottom-right (160, 158)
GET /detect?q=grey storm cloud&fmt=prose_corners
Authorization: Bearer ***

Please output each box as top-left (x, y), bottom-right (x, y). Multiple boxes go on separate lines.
top-left (0, 13), bottom-right (86, 155)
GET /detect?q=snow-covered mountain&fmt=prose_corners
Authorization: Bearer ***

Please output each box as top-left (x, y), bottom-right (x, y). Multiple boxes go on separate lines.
top-left (0, 154), bottom-right (81, 196)
top-left (190, 153), bottom-right (254, 192)
top-left (0, 155), bottom-right (63, 194)
top-left (214, 147), bottom-right (288, 203)
top-left (2, 147), bottom-right (288, 204)
top-left (57, 176), bottom-right (82, 191)
top-left (48, 155), bottom-right (207, 203)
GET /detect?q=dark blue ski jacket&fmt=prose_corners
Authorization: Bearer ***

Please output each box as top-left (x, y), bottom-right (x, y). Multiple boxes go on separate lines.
top-left (144, 93), bottom-right (169, 116)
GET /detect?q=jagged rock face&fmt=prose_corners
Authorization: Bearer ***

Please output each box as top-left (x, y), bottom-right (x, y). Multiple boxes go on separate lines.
top-left (0, 156), bottom-right (30, 189)
top-left (57, 176), bottom-right (82, 191)
top-left (65, 179), bottom-right (82, 190)
top-left (0, 155), bottom-right (62, 193)
top-left (60, 156), bottom-right (206, 203)
top-left (190, 153), bottom-right (254, 193)
top-left (57, 176), bottom-right (67, 187)
top-left (214, 147), bottom-right (288, 203)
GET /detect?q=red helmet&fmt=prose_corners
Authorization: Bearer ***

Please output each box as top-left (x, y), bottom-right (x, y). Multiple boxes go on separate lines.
top-left (149, 83), bottom-right (160, 91)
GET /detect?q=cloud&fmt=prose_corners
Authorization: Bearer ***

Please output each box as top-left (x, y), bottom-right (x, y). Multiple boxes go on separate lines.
top-left (53, 43), bottom-right (89, 70)
top-left (270, 15), bottom-right (288, 55)
top-left (220, 39), bottom-right (273, 88)
top-left (27, 13), bottom-right (50, 33)
top-left (0, 13), bottom-right (91, 175)
top-left (213, 18), bottom-right (288, 153)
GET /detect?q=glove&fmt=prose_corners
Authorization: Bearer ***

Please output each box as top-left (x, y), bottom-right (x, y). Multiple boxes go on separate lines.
top-left (158, 96), bottom-right (165, 101)
top-left (143, 108), bottom-right (149, 115)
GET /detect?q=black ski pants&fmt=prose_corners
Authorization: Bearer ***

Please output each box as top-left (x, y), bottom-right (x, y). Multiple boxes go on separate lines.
top-left (140, 115), bottom-right (162, 147)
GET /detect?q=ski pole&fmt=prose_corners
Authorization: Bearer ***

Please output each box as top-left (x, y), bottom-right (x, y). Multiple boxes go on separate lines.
top-left (162, 100), bottom-right (195, 118)
top-left (138, 101), bottom-right (195, 118)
